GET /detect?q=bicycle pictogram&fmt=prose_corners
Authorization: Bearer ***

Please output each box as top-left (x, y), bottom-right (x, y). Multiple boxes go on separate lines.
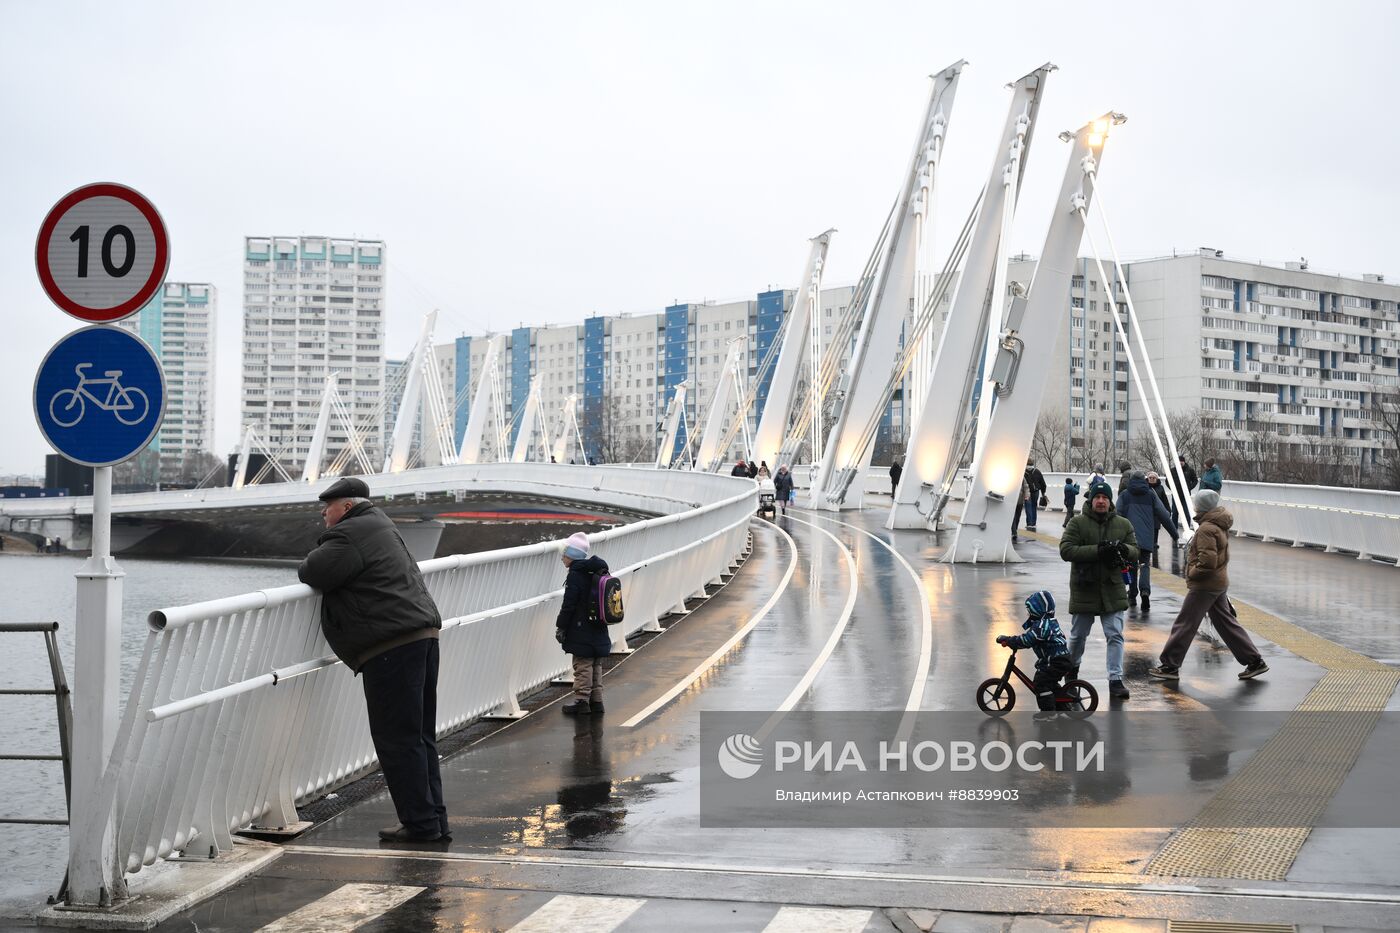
top-left (48, 362), bottom-right (150, 428)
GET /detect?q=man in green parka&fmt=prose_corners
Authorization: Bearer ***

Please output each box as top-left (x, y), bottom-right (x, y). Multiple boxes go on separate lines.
top-left (1059, 480), bottom-right (1139, 700)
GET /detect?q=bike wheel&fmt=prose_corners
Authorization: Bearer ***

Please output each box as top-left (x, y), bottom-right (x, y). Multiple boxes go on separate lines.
top-left (1061, 679), bottom-right (1099, 718)
top-left (49, 389), bottom-right (85, 428)
top-left (976, 678), bottom-right (1015, 716)
top-left (115, 387), bottom-right (149, 425)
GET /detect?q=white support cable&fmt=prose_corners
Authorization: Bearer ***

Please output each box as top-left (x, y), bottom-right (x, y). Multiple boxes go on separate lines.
top-left (1086, 171), bottom-right (1198, 531)
top-left (419, 351), bottom-right (455, 467)
top-left (330, 390), bottom-right (375, 476)
top-left (1075, 198), bottom-right (1190, 532)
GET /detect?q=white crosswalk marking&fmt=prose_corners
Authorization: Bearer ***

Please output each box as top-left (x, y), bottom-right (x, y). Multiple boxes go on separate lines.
top-left (255, 882), bottom-right (426, 932)
top-left (761, 905), bottom-right (873, 933)
top-left (506, 894), bottom-right (646, 932)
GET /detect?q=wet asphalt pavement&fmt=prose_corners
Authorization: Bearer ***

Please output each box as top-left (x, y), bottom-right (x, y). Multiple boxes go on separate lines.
top-left (134, 505), bottom-right (1400, 931)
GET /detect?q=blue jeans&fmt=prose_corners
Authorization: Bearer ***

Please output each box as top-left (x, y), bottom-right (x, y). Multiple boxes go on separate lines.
top-left (1069, 611), bottom-right (1125, 680)
top-left (1024, 496), bottom-right (1038, 528)
top-left (1128, 554), bottom-right (1152, 597)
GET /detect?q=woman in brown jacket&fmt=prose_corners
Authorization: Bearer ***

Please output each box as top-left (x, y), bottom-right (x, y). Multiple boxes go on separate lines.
top-left (1149, 489), bottom-right (1268, 681)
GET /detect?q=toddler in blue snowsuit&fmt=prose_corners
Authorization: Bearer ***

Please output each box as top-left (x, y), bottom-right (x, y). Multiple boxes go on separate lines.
top-left (996, 590), bottom-right (1073, 711)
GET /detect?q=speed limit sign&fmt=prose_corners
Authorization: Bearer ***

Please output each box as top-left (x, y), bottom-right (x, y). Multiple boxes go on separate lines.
top-left (35, 182), bottom-right (170, 323)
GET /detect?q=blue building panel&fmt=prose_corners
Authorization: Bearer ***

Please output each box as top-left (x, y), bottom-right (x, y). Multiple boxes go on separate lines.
top-left (510, 327), bottom-right (532, 446)
top-left (582, 317), bottom-right (605, 463)
top-left (754, 290), bottom-right (786, 425)
top-left (664, 305), bottom-right (690, 459)
top-left (454, 336), bottom-right (471, 448)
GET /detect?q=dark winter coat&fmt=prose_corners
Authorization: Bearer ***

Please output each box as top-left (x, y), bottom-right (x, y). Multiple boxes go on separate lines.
top-left (773, 469), bottom-right (794, 499)
top-left (1059, 501), bottom-right (1139, 615)
top-left (298, 501), bottom-right (442, 673)
top-left (1025, 465), bottom-right (1047, 496)
top-left (1199, 465), bottom-right (1223, 492)
top-left (1186, 508), bottom-right (1233, 592)
top-left (730, 463), bottom-right (749, 477)
top-left (747, 461), bottom-right (759, 478)
top-left (889, 461), bottom-right (903, 486)
top-left (556, 555), bottom-right (614, 658)
top-left (1115, 475), bottom-right (1177, 554)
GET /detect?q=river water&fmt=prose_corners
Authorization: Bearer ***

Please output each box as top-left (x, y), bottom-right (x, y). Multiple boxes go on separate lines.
top-left (0, 554), bottom-right (299, 914)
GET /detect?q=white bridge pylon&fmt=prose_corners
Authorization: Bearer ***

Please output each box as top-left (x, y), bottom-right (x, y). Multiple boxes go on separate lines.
top-left (752, 230), bottom-right (834, 471)
top-left (948, 113), bottom-right (1124, 563)
top-left (458, 333), bottom-right (509, 465)
top-left (809, 60), bottom-right (965, 511)
top-left (889, 63), bottom-right (1056, 529)
top-left (510, 377), bottom-right (552, 463)
top-left (552, 393), bottom-right (584, 464)
top-left (655, 380), bottom-right (690, 469)
top-left (695, 339), bottom-right (752, 472)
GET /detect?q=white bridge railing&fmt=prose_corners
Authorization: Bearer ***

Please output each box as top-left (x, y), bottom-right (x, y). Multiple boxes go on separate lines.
top-left (80, 465), bottom-right (755, 885)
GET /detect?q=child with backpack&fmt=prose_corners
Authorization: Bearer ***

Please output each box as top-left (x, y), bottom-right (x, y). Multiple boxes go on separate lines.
top-left (555, 532), bottom-right (622, 715)
top-left (995, 590), bottom-right (1074, 711)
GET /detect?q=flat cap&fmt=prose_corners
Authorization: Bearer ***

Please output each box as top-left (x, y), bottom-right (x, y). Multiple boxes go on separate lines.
top-left (318, 476), bottom-right (370, 501)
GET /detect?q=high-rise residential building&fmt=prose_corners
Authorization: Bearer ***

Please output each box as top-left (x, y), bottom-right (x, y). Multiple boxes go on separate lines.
top-left (241, 237), bottom-right (385, 474)
top-left (421, 248), bottom-right (1398, 482)
top-left (117, 282), bottom-right (217, 482)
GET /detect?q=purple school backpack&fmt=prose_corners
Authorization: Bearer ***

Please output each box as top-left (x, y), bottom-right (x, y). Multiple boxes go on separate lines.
top-left (593, 572), bottom-right (625, 625)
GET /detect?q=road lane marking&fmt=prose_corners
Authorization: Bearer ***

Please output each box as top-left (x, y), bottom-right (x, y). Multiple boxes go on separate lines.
top-left (760, 515), bottom-right (859, 737)
top-left (762, 906), bottom-right (873, 932)
top-left (255, 882), bottom-right (424, 932)
top-left (506, 894), bottom-right (644, 932)
top-left (798, 509), bottom-right (935, 741)
top-left (622, 520), bottom-right (798, 728)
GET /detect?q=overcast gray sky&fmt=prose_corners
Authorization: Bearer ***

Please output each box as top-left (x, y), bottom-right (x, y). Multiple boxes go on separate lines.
top-left (2, 0), bottom-right (1396, 475)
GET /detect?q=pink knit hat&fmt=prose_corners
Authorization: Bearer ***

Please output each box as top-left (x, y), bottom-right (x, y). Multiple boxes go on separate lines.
top-left (563, 532), bottom-right (591, 560)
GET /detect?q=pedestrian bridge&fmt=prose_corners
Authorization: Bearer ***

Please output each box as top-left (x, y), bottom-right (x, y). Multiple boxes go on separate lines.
top-left (34, 462), bottom-right (1400, 930)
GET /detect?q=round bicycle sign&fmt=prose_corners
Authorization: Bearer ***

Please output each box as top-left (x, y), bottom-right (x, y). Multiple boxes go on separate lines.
top-left (35, 183), bottom-right (170, 323)
top-left (33, 325), bottom-right (166, 467)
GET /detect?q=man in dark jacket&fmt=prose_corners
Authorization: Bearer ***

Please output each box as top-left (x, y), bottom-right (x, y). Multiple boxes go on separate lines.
top-left (1062, 477), bottom-right (1080, 528)
top-left (556, 532), bottom-right (613, 715)
top-left (1059, 481), bottom-right (1139, 700)
top-left (298, 477), bottom-right (447, 843)
top-left (1168, 455), bottom-right (1198, 528)
top-left (1115, 472), bottom-right (1178, 612)
top-left (773, 464), bottom-right (795, 515)
top-left (1023, 459), bottom-right (1047, 531)
top-left (1199, 458), bottom-right (1223, 492)
top-left (730, 460), bottom-right (749, 477)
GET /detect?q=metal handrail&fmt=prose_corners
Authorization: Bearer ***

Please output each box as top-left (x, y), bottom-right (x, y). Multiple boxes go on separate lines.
top-left (0, 622), bottom-right (73, 903)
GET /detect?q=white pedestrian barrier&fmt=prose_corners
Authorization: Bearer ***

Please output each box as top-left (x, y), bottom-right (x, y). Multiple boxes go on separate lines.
top-left (76, 465), bottom-right (755, 884)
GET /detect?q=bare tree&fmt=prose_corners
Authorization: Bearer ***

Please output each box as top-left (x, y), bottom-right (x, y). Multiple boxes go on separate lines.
top-left (1371, 387), bottom-right (1400, 490)
top-left (1031, 412), bottom-right (1069, 471)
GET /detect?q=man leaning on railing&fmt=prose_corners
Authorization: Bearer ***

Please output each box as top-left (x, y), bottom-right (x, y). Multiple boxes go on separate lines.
top-left (297, 476), bottom-right (450, 844)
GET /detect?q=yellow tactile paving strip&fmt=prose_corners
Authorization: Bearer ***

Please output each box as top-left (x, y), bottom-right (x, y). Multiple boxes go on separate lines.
top-left (1024, 530), bottom-right (1399, 880)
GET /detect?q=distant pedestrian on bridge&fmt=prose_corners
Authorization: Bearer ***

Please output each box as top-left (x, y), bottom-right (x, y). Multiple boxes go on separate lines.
top-left (773, 465), bottom-right (794, 515)
top-left (1199, 458), bottom-right (1223, 493)
top-left (556, 532), bottom-right (612, 715)
top-left (1059, 481), bottom-right (1138, 700)
top-left (889, 458), bottom-right (903, 497)
top-left (1062, 477), bottom-right (1080, 528)
top-left (731, 460), bottom-right (749, 477)
top-left (1169, 455), bottom-right (1199, 529)
top-left (298, 476), bottom-right (449, 844)
top-left (1149, 489), bottom-right (1267, 683)
top-left (1024, 459), bottom-right (1047, 531)
top-left (757, 461), bottom-right (771, 478)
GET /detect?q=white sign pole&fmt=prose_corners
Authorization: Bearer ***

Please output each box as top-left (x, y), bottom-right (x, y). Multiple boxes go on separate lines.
top-left (69, 465), bottom-right (124, 904)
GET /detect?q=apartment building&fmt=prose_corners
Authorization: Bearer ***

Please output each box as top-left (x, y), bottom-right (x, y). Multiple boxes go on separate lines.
top-left (241, 237), bottom-right (385, 473)
top-left (117, 282), bottom-right (217, 481)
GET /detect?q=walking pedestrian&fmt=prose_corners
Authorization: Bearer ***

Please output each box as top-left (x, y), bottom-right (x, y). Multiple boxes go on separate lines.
top-left (889, 458), bottom-right (903, 498)
top-left (773, 464), bottom-right (794, 515)
top-left (1115, 472), bottom-right (1178, 612)
top-left (747, 459), bottom-right (759, 479)
top-left (1149, 490), bottom-right (1267, 682)
top-left (1199, 458), bottom-right (1223, 493)
top-left (730, 460), bottom-right (749, 477)
top-left (1059, 480), bottom-right (1139, 700)
top-left (1062, 477), bottom-right (1080, 528)
top-left (555, 532), bottom-right (613, 715)
top-left (1089, 465), bottom-right (1106, 486)
top-left (757, 461), bottom-right (771, 478)
top-left (1145, 471), bottom-right (1172, 564)
top-left (1011, 473), bottom-right (1030, 542)
top-left (298, 477), bottom-right (448, 843)
top-left (1116, 461), bottom-right (1133, 495)
top-left (1168, 455), bottom-right (1198, 529)
top-left (1024, 459), bottom-right (1047, 532)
